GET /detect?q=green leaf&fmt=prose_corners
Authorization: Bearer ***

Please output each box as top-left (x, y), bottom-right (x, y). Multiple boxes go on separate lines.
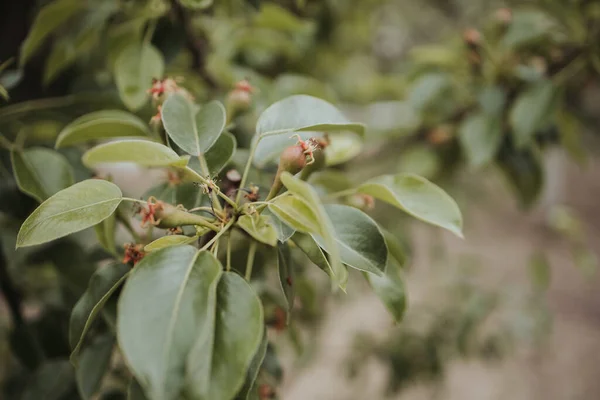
top-left (268, 195), bottom-right (321, 234)
top-left (161, 94), bottom-right (227, 156)
top-left (128, 379), bottom-right (149, 400)
top-left (145, 235), bottom-right (199, 252)
top-left (556, 109), bottom-right (587, 165)
top-left (11, 147), bottom-right (75, 202)
top-left (144, 182), bottom-right (202, 210)
top-left (324, 131), bottom-right (363, 166)
top-left (253, 95), bottom-right (365, 167)
top-left (83, 140), bottom-right (189, 168)
top-left (76, 335), bottom-right (114, 399)
top-left (17, 179), bottom-right (123, 247)
top-left (408, 73), bottom-right (450, 111)
top-left (509, 81), bottom-right (557, 149)
top-left (458, 113), bottom-right (502, 167)
top-left (279, 172), bottom-right (345, 289)
top-left (497, 146), bottom-right (544, 208)
top-left (365, 258), bottom-right (406, 322)
top-left (235, 332), bottom-right (267, 400)
top-left (70, 263), bottom-right (130, 361)
top-left (186, 272), bottom-right (264, 400)
top-left (262, 208), bottom-right (295, 242)
top-left (20, 0), bottom-right (84, 65)
top-left (180, 0), bottom-right (213, 9)
top-left (291, 232), bottom-right (335, 278)
top-left (502, 10), bottom-right (556, 48)
top-left (237, 214), bottom-right (278, 247)
top-left (277, 244), bottom-right (294, 314)
top-left (115, 43), bottom-right (164, 111)
top-left (312, 204), bottom-right (387, 276)
top-left (56, 110), bottom-right (150, 148)
top-left (381, 228), bottom-right (407, 267)
top-left (358, 174), bottom-right (463, 237)
top-left (22, 360), bottom-right (76, 400)
top-left (202, 131), bottom-right (237, 175)
top-left (94, 212), bottom-right (117, 255)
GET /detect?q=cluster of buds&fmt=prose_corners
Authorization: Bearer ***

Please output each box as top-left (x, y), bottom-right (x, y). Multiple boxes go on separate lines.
top-left (148, 77), bottom-right (194, 125)
top-left (122, 243), bottom-right (145, 266)
top-left (227, 79), bottom-right (255, 113)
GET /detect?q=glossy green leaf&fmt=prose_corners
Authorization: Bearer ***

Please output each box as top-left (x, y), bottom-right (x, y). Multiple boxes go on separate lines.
top-left (83, 140), bottom-right (189, 168)
top-left (186, 272), bottom-right (264, 400)
top-left (20, 0), bottom-right (84, 65)
top-left (358, 174), bottom-right (463, 237)
top-left (11, 148), bottom-right (75, 202)
top-left (235, 332), bottom-right (267, 400)
top-left (253, 95), bottom-right (365, 166)
top-left (94, 212), bottom-right (117, 255)
top-left (237, 214), bottom-right (278, 247)
top-left (17, 179), bottom-right (123, 247)
top-left (144, 235), bottom-right (199, 252)
top-left (161, 94), bottom-right (227, 156)
top-left (312, 204), bottom-right (387, 276)
top-left (292, 232), bottom-right (334, 277)
top-left (458, 113), bottom-right (502, 167)
top-left (365, 258), bottom-right (406, 322)
top-left (268, 195), bottom-right (321, 234)
top-left (70, 263), bottom-right (130, 361)
top-left (277, 244), bottom-right (294, 314)
top-left (509, 81), bottom-right (557, 149)
top-left (21, 360), bottom-right (75, 400)
top-left (56, 110), bottom-right (150, 148)
top-left (76, 335), bottom-right (114, 399)
top-left (279, 172), bottom-right (345, 289)
top-left (115, 43), bottom-right (164, 111)
top-left (262, 208), bottom-right (295, 242)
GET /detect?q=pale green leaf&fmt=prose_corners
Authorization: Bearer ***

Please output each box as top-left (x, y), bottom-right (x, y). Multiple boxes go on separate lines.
top-left (358, 174), bottom-right (463, 237)
top-left (76, 335), bottom-right (114, 400)
top-left (502, 10), bottom-right (557, 48)
top-left (56, 110), bottom-right (150, 148)
top-left (115, 43), bottom-right (164, 111)
top-left (324, 131), bottom-right (363, 166)
top-left (312, 204), bottom-right (387, 276)
top-left (268, 195), bottom-right (321, 234)
top-left (365, 258), bottom-right (406, 322)
top-left (161, 94), bottom-right (226, 156)
top-left (144, 235), bottom-right (199, 252)
top-left (20, 0), bottom-right (84, 65)
top-left (262, 208), bottom-right (295, 242)
top-left (83, 140), bottom-right (189, 168)
top-left (94, 212), bottom-right (117, 255)
top-left (458, 113), bottom-right (502, 167)
top-left (237, 214), bottom-right (278, 247)
top-left (509, 81), bottom-right (557, 149)
top-left (17, 180), bottom-right (123, 247)
top-left (70, 263), bottom-right (130, 361)
top-left (235, 332), bottom-right (267, 400)
top-left (408, 73), bottom-right (450, 110)
top-left (11, 148), bottom-right (75, 202)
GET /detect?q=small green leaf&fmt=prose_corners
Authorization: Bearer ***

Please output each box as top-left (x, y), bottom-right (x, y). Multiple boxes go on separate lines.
top-left (145, 235), bottom-right (199, 252)
top-left (161, 94), bottom-right (227, 156)
top-left (76, 335), bottom-right (114, 399)
top-left (203, 131), bottom-right (237, 175)
top-left (70, 263), bottom-right (130, 361)
top-left (17, 180), bottom-right (123, 247)
top-left (20, 0), bottom-right (84, 65)
top-left (268, 195), bottom-right (321, 234)
top-left (458, 113), bottom-right (502, 167)
top-left (235, 332), bottom-right (267, 400)
top-left (115, 43), bottom-right (164, 111)
top-left (83, 140), bottom-right (188, 168)
top-left (358, 174), bottom-right (463, 237)
top-left (509, 81), bottom-right (557, 149)
top-left (56, 110), bottom-right (150, 148)
top-left (94, 212), bottom-right (117, 255)
top-left (253, 95), bottom-right (365, 167)
top-left (365, 258), bottom-right (406, 322)
top-left (277, 244), bottom-right (294, 314)
top-left (292, 232), bottom-right (335, 278)
top-left (262, 208), bottom-right (295, 242)
top-left (279, 172), bottom-right (345, 289)
top-left (237, 214), bottom-right (278, 247)
top-left (312, 204), bottom-right (387, 276)
top-left (11, 147), bottom-right (75, 202)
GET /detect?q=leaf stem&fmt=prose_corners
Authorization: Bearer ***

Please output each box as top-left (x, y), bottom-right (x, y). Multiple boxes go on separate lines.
top-left (236, 138), bottom-right (259, 204)
top-left (226, 233), bottom-right (232, 272)
top-left (245, 241), bottom-right (257, 281)
top-left (183, 167), bottom-right (238, 209)
top-left (198, 155), bottom-right (223, 213)
top-left (200, 217), bottom-right (236, 251)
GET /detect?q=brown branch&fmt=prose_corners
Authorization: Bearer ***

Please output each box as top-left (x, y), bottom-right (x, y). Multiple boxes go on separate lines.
top-left (169, 0), bottom-right (218, 89)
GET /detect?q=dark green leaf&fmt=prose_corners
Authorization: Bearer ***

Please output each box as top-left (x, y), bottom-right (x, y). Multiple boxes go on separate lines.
top-left (70, 263), bottom-right (130, 361)
top-left (292, 232), bottom-right (334, 278)
top-left (83, 140), bottom-right (188, 168)
top-left (509, 81), bottom-right (557, 149)
top-left (365, 259), bottom-right (406, 322)
top-left (277, 244), bottom-right (294, 315)
top-left (76, 335), bottom-right (114, 399)
top-left (497, 146), bottom-right (544, 208)
top-left (235, 332), bottom-right (268, 400)
top-left (115, 43), bottom-right (164, 111)
top-left (195, 131), bottom-right (237, 175)
top-left (11, 147), bottom-right (75, 202)
top-left (17, 180), bottom-right (123, 247)
top-left (237, 214), bottom-right (278, 246)
top-left (358, 174), bottom-right (463, 237)
top-left (128, 379), bottom-right (149, 400)
top-left (312, 204), bottom-right (387, 276)
top-left (22, 360), bottom-right (76, 400)
top-left (56, 110), bottom-right (150, 148)
top-left (458, 113), bottom-right (502, 167)
top-left (161, 94), bottom-right (226, 156)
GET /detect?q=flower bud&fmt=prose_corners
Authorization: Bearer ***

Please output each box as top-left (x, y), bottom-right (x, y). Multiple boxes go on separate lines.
top-left (495, 8), bottom-right (512, 25)
top-left (279, 144), bottom-right (308, 175)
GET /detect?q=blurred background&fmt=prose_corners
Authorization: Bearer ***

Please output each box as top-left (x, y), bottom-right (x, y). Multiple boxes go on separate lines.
top-left (1, 0), bottom-right (600, 399)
